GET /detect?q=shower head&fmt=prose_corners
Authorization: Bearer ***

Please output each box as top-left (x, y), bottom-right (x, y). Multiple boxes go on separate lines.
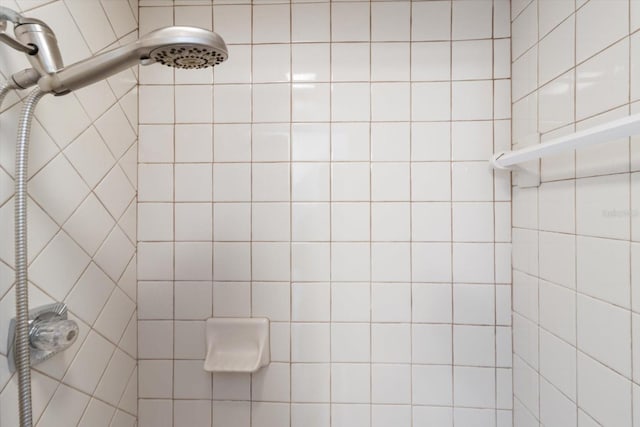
top-left (37, 26), bottom-right (228, 95)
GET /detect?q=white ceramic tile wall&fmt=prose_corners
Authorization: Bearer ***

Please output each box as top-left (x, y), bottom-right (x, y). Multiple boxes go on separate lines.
top-left (137, 1), bottom-right (511, 426)
top-left (0, 1), bottom-right (138, 426)
top-left (511, 0), bottom-right (640, 426)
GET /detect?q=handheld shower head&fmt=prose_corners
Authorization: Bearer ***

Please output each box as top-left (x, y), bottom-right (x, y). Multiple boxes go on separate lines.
top-left (37, 26), bottom-right (228, 95)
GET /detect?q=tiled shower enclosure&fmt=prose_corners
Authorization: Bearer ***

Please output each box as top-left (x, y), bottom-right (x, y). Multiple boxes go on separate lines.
top-left (136, 0), bottom-right (511, 426)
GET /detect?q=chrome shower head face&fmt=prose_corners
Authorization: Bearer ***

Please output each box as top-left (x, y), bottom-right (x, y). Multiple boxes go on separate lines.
top-left (149, 44), bottom-right (227, 69)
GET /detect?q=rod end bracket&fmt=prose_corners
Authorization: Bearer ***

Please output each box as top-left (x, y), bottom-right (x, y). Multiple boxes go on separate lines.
top-left (490, 152), bottom-right (512, 170)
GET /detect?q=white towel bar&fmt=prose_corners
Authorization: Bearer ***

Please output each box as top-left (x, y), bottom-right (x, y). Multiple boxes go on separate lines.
top-left (490, 113), bottom-right (640, 170)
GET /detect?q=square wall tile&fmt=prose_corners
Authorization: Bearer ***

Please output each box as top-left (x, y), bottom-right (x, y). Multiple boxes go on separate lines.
top-left (372, 323), bottom-right (411, 363)
top-left (454, 366), bottom-right (496, 408)
top-left (175, 85), bottom-right (212, 123)
top-left (253, 44), bottom-right (291, 83)
top-left (293, 203), bottom-right (331, 241)
top-left (292, 163), bottom-right (330, 202)
top-left (413, 324), bottom-right (453, 365)
top-left (292, 84), bottom-right (331, 122)
top-left (452, 162), bottom-right (494, 201)
top-left (454, 325), bottom-right (496, 366)
top-left (291, 364), bottom-right (330, 403)
top-left (214, 85), bottom-right (252, 123)
top-left (332, 243), bottom-right (371, 281)
top-left (292, 44), bottom-right (330, 82)
top-left (576, 39), bottom-right (629, 121)
top-left (372, 283), bottom-right (411, 322)
top-left (213, 5), bottom-right (251, 44)
top-left (412, 1), bottom-right (451, 41)
top-left (139, 86), bottom-right (174, 124)
top-left (253, 124), bottom-right (291, 161)
top-left (454, 284), bottom-right (495, 325)
top-left (332, 43), bottom-right (370, 82)
top-left (332, 163), bottom-right (370, 201)
top-left (371, 2), bottom-right (410, 42)
top-left (332, 3), bottom-right (370, 42)
top-left (331, 323), bottom-right (370, 362)
top-left (576, 0), bottom-right (628, 64)
top-left (539, 18), bottom-right (575, 86)
top-left (452, 0), bottom-right (493, 40)
top-left (372, 364), bottom-right (411, 404)
top-left (413, 365), bottom-right (453, 406)
top-left (372, 203), bottom-right (410, 241)
top-left (253, 4), bottom-right (290, 43)
top-left (177, 124), bottom-right (213, 163)
top-left (452, 40), bottom-right (493, 80)
top-left (292, 3), bottom-right (330, 42)
top-left (254, 84), bottom-right (291, 123)
top-left (332, 364), bottom-right (370, 403)
top-left (372, 43), bottom-right (410, 81)
top-left (372, 163), bottom-right (410, 201)
top-left (412, 82), bottom-right (451, 121)
top-left (253, 203), bottom-right (290, 241)
top-left (292, 283), bottom-right (330, 322)
top-left (372, 83), bottom-right (410, 121)
top-left (332, 83), bottom-right (371, 122)
top-left (214, 45), bottom-right (252, 84)
top-left (452, 80), bottom-right (493, 120)
top-left (213, 282), bottom-right (251, 317)
top-left (332, 283), bottom-right (370, 322)
top-left (292, 323), bottom-right (330, 362)
top-left (412, 42), bottom-right (451, 82)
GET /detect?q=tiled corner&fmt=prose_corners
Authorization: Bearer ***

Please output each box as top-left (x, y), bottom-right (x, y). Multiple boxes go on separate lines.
top-left (0, 1), bottom-right (138, 426)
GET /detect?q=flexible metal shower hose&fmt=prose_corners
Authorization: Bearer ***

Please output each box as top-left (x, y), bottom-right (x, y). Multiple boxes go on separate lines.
top-left (0, 80), bottom-right (12, 103)
top-left (14, 88), bottom-right (45, 427)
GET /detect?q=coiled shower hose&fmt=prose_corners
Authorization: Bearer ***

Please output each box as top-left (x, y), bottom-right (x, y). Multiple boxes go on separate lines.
top-left (0, 80), bottom-right (12, 103)
top-left (13, 88), bottom-right (45, 427)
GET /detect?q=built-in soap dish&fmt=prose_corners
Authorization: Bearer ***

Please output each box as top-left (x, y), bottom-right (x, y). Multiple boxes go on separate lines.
top-left (204, 317), bottom-right (270, 373)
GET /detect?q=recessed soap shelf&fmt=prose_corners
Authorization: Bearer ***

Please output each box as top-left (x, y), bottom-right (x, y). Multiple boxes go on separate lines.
top-left (203, 317), bottom-right (270, 373)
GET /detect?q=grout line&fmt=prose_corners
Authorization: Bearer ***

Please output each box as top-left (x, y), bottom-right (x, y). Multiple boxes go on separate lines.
top-left (629, 1), bottom-right (634, 423)
top-left (287, 1), bottom-right (292, 425)
top-left (367, 1), bottom-right (373, 425)
top-left (491, 0), bottom-right (498, 423)
top-left (327, 0), bottom-right (334, 425)
top-left (534, 0), bottom-right (542, 424)
top-left (170, 5), bottom-right (177, 425)
top-left (448, 0), bottom-right (455, 423)
top-left (573, 0), bottom-right (579, 422)
top-left (409, 1), bottom-right (414, 425)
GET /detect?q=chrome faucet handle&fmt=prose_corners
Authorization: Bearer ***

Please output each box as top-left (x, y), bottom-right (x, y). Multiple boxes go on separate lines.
top-left (7, 303), bottom-right (79, 373)
top-left (0, 19), bottom-right (38, 55)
